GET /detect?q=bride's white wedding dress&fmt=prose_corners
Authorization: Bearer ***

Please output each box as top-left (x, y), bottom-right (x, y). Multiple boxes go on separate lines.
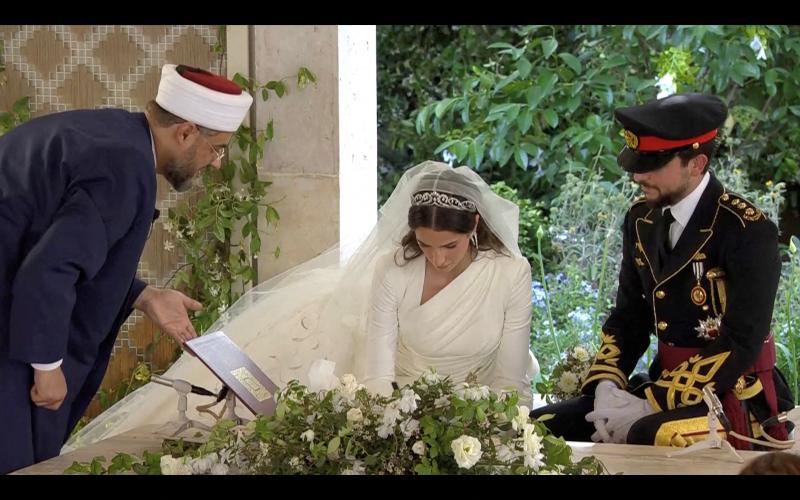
top-left (65, 161), bottom-right (539, 452)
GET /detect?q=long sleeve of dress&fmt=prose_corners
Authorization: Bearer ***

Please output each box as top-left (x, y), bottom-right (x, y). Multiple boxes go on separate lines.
top-left (492, 256), bottom-right (534, 405)
top-left (362, 253), bottom-right (402, 395)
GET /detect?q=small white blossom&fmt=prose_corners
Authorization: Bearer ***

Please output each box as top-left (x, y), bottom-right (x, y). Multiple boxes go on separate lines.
top-left (300, 429), bottom-right (315, 442)
top-left (434, 395), bottom-right (451, 408)
top-left (377, 422), bottom-right (395, 438)
top-left (398, 389), bottom-right (420, 413)
top-left (382, 403), bottom-right (401, 426)
top-left (750, 35), bottom-right (767, 61)
top-left (412, 440), bottom-right (427, 455)
top-left (160, 455), bottom-right (193, 475)
top-left (497, 444), bottom-right (518, 464)
top-left (163, 240), bottom-right (175, 252)
top-left (573, 346), bottom-right (590, 363)
top-left (421, 369), bottom-right (442, 385)
top-left (656, 72), bottom-right (676, 99)
top-left (346, 408), bottom-right (363, 423)
top-left (556, 372), bottom-right (579, 394)
top-left (210, 463), bottom-right (229, 475)
top-left (512, 405), bottom-right (530, 432)
top-left (341, 460), bottom-right (366, 475)
top-left (399, 418), bottom-right (420, 438)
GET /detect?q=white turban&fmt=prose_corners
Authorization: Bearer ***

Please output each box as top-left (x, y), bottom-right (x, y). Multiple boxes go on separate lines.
top-left (155, 64), bottom-right (253, 132)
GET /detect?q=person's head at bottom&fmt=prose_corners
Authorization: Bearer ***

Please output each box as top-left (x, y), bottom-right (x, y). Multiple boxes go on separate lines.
top-left (739, 451), bottom-right (800, 475)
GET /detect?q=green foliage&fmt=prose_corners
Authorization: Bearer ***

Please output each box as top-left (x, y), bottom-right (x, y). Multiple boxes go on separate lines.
top-left (409, 25), bottom-right (800, 201)
top-left (489, 180), bottom-right (554, 269)
top-left (166, 67), bottom-right (316, 337)
top-left (377, 26), bottom-right (515, 203)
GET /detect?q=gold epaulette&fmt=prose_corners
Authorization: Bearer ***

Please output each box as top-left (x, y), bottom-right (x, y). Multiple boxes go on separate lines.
top-left (718, 192), bottom-right (764, 226)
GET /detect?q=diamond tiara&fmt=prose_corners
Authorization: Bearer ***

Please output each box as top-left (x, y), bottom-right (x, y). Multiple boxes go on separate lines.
top-left (410, 191), bottom-right (477, 212)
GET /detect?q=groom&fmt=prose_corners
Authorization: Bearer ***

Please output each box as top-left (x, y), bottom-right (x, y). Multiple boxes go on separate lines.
top-left (531, 93), bottom-right (794, 449)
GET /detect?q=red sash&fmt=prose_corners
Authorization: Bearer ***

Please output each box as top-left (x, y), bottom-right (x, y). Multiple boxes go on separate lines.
top-left (657, 336), bottom-right (788, 450)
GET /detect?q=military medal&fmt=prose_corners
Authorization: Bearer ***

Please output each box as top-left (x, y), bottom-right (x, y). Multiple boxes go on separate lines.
top-left (691, 261), bottom-right (706, 306)
top-left (691, 285), bottom-right (707, 306)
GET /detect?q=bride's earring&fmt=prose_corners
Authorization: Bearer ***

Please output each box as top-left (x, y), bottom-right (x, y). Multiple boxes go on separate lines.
top-left (470, 232), bottom-right (478, 247)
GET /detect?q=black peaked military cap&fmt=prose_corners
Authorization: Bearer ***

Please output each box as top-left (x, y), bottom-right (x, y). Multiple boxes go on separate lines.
top-left (615, 93), bottom-right (728, 173)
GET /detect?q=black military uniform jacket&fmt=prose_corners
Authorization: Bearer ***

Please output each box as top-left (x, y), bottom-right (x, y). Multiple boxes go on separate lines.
top-left (580, 174), bottom-right (790, 415)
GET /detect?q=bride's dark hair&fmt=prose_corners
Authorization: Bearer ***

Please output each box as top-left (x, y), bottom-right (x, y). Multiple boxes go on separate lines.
top-left (398, 191), bottom-right (508, 264)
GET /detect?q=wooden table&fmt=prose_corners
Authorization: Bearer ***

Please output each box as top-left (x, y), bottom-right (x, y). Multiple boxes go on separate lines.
top-left (13, 425), bottom-right (764, 475)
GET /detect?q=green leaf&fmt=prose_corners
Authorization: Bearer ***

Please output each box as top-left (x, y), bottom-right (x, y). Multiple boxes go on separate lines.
top-left (261, 88), bottom-right (269, 101)
top-left (434, 98), bottom-right (458, 119)
top-left (452, 140), bottom-right (469, 161)
top-left (415, 105), bottom-right (432, 134)
top-left (542, 109), bottom-right (559, 129)
top-left (266, 120), bottom-right (274, 141)
top-left (541, 37), bottom-right (558, 60)
top-left (734, 61), bottom-right (760, 79)
top-left (327, 436), bottom-right (340, 455)
top-left (275, 82), bottom-right (287, 98)
top-left (517, 108), bottom-right (533, 134)
top-left (526, 86), bottom-right (544, 108)
top-left (537, 70), bottom-right (559, 98)
top-left (232, 73), bottom-right (250, 91)
top-left (789, 105), bottom-right (800, 118)
top-left (765, 68), bottom-right (778, 96)
top-left (517, 57), bottom-right (533, 79)
top-left (514, 148), bottom-right (529, 169)
top-left (558, 53), bottom-right (582, 75)
top-left (266, 206), bottom-right (280, 225)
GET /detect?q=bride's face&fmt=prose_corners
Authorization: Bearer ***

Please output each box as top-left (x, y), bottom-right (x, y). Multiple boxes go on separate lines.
top-left (415, 227), bottom-right (472, 273)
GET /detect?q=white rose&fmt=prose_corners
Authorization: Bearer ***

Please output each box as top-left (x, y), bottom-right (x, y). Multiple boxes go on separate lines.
top-left (512, 405), bottom-right (530, 431)
top-left (346, 408), bottom-right (363, 423)
top-left (412, 440), bottom-right (427, 455)
top-left (572, 346), bottom-right (590, 363)
top-left (341, 460), bottom-right (366, 475)
top-left (450, 435), bottom-right (483, 469)
top-left (301, 429), bottom-right (315, 442)
top-left (556, 372), bottom-right (578, 394)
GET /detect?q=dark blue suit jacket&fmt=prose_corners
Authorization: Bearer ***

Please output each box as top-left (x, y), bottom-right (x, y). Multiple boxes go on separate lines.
top-left (0, 109), bottom-right (156, 473)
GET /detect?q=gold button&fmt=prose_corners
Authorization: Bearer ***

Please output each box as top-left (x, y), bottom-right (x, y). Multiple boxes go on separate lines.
top-left (702, 305), bottom-right (709, 311)
top-left (656, 290), bottom-right (666, 299)
top-left (657, 321), bottom-right (668, 331)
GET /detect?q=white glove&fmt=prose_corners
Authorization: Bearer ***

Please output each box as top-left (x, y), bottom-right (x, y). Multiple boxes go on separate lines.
top-left (589, 381), bottom-right (626, 442)
top-left (586, 385), bottom-right (655, 443)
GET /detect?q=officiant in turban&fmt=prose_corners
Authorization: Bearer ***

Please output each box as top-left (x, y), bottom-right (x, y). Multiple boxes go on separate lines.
top-left (0, 63), bottom-right (253, 474)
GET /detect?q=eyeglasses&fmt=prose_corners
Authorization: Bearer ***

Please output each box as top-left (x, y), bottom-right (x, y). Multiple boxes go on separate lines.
top-left (198, 133), bottom-right (227, 163)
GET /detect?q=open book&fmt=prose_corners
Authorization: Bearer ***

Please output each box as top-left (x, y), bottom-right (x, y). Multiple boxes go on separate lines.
top-left (185, 331), bottom-right (278, 416)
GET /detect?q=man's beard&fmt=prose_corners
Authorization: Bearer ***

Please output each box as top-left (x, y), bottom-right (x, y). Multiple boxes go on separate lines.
top-left (163, 143), bottom-right (199, 193)
top-left (641, 175), bottom-right (691, 209)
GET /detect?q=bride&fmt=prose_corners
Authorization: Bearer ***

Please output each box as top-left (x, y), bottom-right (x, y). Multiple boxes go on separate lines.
top-left (66, 161), bottom-right (539, 450)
